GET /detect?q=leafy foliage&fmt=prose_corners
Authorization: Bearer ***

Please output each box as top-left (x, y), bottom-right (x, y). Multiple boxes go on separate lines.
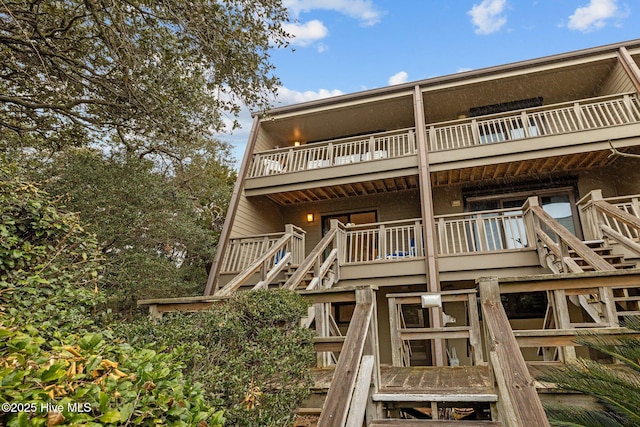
top-left (33, 149), bottom-right (235, 317)
top-left (0, 0), bottom-right (289, 157)
top-left (0, 163), bottom-right (103, 334)
top-left (541, 317), bottom-right (640, 427)
top-left (0, 329), bottom-right (224, 426)
top-left (118, 290), bottom-right (315, 427)
top-left (0, 164), bottom-right (223, 426)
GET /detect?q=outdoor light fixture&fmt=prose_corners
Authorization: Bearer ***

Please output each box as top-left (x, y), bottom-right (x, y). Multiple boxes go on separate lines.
top-left (306, 213), bottom-right (314, 223)
top-left (294, 141), bottom-right (301, 146)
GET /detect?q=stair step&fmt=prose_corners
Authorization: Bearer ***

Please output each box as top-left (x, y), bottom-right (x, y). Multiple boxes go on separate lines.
top-left (372, 393), bottom-right (498, 403)
top-left (371, 420), bottom-right (503, 426)
top-left (614, 296), bottom-right (640, 302)
top-left (617, 310), bottom-right (640, 316)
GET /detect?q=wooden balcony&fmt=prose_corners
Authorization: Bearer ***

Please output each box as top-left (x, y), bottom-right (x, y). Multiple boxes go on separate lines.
top-left (427, 92), bottom-right (640, 152)
top-left (248, 129), bottom-right (416, 178)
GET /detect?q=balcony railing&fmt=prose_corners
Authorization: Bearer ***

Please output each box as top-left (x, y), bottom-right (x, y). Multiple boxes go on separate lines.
top-left (247, 128), bottom-right (417, 179)
top-left (435, 209), bottom-right (528, 255)
top-left (343, 219), bottom-right (424, 264)
top-left (220, 226), bottom-right (305, 273)
top-left (427, 93), bottom-right (640, 152)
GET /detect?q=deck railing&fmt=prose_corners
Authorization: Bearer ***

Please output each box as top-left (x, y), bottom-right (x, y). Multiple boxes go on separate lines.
top-left (343, 219), bottom-right (424, 264)
top-left (247, 128), bottom-right (416, 178)
top-left (578, 190), bottom-right (640, 255)
top-left (220, 225), bottom-right (305, 273)
top-left (427, 92), bottom-right (640, 152)
top-left (435, 209), bottom-right (528, 255)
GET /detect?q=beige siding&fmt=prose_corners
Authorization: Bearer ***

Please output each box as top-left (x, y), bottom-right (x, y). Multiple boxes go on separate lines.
top-left (229, 193), bottom-right (283, 237)
top-left (578, 159), bottom-right (640, 197)
top-left (254, 127), bottom-right (279, 152)
top-left (600, 61), bottom-right (635, 95)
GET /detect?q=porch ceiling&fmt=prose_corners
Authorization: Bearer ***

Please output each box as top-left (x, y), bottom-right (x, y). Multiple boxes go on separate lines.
top-left (265, 175), bottom-right (419, 205)
top-left (430, 148), bottom-right (631, 187)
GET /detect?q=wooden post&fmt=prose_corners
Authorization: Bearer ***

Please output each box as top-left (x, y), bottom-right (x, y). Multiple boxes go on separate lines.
top-left (478, 277), bottom-right (550, 427)
top-left (413, 85), bottom-right (445, 366)
top-left (388, 296), bottom-right (403, 367)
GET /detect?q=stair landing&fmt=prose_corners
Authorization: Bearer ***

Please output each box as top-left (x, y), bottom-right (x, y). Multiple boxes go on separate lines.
top-left (374, 365), bottom-right (496, 402)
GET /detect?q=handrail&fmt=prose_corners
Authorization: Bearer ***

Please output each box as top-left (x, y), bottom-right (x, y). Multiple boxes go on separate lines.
top-left (283, 225), bottom-right (343, 290)
top-left (317, 290), bottom-right (375, 427)
top-left (436, 208), bottom-right (528, 255)
top-left (577, 189), bottom-right (640, 248)
top-left (428, 92), bottom-right (640, 152)
top-left (478, 277), bottom-right (550, 427)
top-left (216, 233), bottom-right (292, 296)
top-left (248, 128), bottom-right (416, 178)
top-left (528, 202), bottom-right (615, 272)
top-left (387, 289), bottom-right (483, 367)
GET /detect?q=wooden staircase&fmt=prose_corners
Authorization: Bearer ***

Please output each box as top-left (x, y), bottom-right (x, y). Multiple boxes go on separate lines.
top-left (568, 240), bottom-right (636, 271)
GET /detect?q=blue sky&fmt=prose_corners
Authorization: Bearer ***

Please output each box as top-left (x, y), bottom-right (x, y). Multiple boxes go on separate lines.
top-left (220, 0), bottom-right (638, 162)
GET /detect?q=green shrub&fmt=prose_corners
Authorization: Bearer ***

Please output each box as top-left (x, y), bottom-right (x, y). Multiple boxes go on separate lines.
top-left (119, 290), bottom-right (315, 427)
top-left (0, 164), bottom-right (222, 426)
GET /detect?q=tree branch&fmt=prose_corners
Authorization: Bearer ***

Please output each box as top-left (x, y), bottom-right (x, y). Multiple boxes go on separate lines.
top-left (609, 141), bottom-right (640, 159)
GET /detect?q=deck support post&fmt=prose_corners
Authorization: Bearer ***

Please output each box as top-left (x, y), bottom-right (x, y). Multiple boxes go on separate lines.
top-left (413, 85), bottom-right (445, 367)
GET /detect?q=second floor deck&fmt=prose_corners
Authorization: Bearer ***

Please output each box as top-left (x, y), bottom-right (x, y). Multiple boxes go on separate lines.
top-left (245, 93), bottom-right (640, 197)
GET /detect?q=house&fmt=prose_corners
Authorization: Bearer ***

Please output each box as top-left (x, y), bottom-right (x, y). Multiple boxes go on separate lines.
top-left (140, 40), bottom-right (640, 426)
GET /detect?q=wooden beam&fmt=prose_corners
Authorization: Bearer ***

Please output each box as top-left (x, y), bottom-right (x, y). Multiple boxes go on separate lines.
top-left (317, 301), bottom-right (374, 427)
top-left (413, 85), bottom-right (445, 367)
top-left (345, 355), bottom-right (375, 427)
top-left (618, 46), bottom-right (640, 94)
top-left (479, 277), bottom-right (550, 427)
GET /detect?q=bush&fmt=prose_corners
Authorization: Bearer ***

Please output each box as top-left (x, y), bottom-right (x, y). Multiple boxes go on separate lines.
top-left (0, 164), bottom-right (222, 426)
top-left (118, 290), bottom-right (315, 427)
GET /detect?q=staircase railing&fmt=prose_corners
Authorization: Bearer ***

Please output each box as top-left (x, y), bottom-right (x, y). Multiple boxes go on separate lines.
top-left (478, 278), bottom-right (551, 427)
top-left (578, 190), bottom-right (640, 256)
top-left (524, 196), bottom-right (616, 273)
top-left (317, 287), bottom-right (380, 427)
top-left (524, 196), bottom-right (619, 335)
top-left (215, 225), bottom-right (305, 296)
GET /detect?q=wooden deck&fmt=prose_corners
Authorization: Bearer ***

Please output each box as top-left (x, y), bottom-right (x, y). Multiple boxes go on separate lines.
top-left (312, 365), bottom-right (496, 402)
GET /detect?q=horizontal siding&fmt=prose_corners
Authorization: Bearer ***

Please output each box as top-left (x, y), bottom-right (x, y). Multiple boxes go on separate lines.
top-left (230, 192), bottom-right (282, 237)
top-left (254, 128), bottom-right (277, 153)
top-left (600, 62), bottom-right (635, 94)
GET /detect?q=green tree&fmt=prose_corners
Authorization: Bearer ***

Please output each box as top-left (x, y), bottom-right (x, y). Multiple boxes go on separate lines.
top-left (0, 164), bottom-right (223, 426)
top-left (0, 0), bottom-right (289, 157)
top-left (541, 317), bottom-right (640, 427)
top-left (35, 148), bottom-right (234, 317)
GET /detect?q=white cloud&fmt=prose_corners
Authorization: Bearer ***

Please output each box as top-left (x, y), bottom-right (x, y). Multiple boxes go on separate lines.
top-left (468, 0), bottom-right (508, 35)
top-left (284, 0), bottom-right (383, 26)
top-left (567, 0), bottom-right (620, 32)
top-left (275, 86), bottom-right (344, 105)
top-left (388, 71), bottom-right (408, 86)
top-left (283, 20), bottom-right (329, 46)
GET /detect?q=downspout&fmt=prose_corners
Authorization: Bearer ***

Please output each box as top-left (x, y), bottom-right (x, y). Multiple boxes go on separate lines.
top-left (413, 85), bottom-right (446, 366)
top-left (204, 115), bottom-right (262, 295)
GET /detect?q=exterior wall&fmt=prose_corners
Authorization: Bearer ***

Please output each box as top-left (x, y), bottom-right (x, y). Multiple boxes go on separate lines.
top-left (600, 61), bottom-right (636, 95)
top-left (254, 126), bottom-right (279, 152)
top-left (282, 190), bottom-right (422, 253)
top-left (577, 159), bottom-right (640, 198)
top-left (432, 185), bottom-right (464, 216)
top-left (230, 194), bottom-right (283, 237)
